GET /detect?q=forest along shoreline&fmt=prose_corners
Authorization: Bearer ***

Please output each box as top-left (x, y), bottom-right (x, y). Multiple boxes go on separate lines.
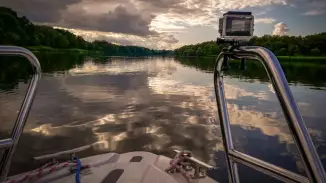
top-left (174, 33), bottom-right (326, 61)
top-left (0, 7), bottom-right (172, 57)
top-left (1, 6), bottom-right (326, 60)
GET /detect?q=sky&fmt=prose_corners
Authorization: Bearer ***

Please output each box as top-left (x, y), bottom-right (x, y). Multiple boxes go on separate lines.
top-left (1, 0), bottom-right (326, 50)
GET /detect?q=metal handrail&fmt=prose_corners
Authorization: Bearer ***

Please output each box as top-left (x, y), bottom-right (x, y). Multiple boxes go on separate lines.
top-left (0, 46), bottom-right (42, 181)
top-left (214, 46), bottom-right (326, 183)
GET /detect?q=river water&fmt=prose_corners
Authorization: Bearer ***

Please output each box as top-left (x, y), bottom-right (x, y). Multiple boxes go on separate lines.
top-left (1, 53), bottom-right (326, 182)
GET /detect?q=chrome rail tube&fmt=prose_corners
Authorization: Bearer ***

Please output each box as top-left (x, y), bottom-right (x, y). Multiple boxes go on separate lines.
top-left (0, 46), bottom-right (42, 181)
top-left (214, 53), bottom-right (240, 183)
top-left (214, 46), bottom-right (326, 183)
top-left (0, 139), bottom-right (14, 149)
top-left (229, 149), bottom-right (309, 183)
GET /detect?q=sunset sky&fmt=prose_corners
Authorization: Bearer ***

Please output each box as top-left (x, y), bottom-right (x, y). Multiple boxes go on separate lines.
top-left (1, 0), bottom-right (326, 49)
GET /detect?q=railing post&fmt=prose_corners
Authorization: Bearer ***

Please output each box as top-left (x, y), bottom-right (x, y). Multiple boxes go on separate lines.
top-left (0, 46), bottom-right (42, 181)
top-left (214, 53), bottom-right (240, 183)
top-left (214, 46), bottom-right (326, 183)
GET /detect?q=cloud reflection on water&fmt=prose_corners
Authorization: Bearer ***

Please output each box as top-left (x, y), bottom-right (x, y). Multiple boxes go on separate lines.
top-left (1, 57), bottom-right (325, 180)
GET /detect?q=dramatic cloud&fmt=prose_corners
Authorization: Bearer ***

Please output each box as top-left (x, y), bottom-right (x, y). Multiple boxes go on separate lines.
top-left (61, 5), bottom-right (155, 36)
top-left (300, 0), bottom-right (326, 16)
top-left (272, 22), bottom-right (289, 36)
top-left (303, 10), bottom-right (325, 16)
top-left (1, 0), bottom-right (156, 36)
top-left (215, 0), bottom-right (288, 10)
top-left (255, 11), bottom-right (268, 16)
top-left (255, 18), bottom-right (276, 24)
top-left (1, 0), bottom-right (324, 49)
top-left (148, 0), bottom-right (289, 33)
top-left (1, 0), bottom-right (290, 35)
top-left (0, 0), bottom-right (80, 23)
top-left (57, 27), bottom-right (180, 50)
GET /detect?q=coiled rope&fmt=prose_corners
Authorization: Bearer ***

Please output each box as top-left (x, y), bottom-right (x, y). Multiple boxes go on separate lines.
top-left (5, 158), bottom-right (89, 183)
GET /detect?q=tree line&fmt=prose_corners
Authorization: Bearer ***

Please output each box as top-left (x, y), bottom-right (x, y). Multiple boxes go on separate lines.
top-left (175, 33), bottom-right (326, 57)
top-left (177, 57), bottom-right (326, 87)
top-left (0, 7), bottom-right (172, 56)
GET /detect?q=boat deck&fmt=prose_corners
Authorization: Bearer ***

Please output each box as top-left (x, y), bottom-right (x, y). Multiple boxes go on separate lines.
top-left (8, 151), bottom-right (218, 183)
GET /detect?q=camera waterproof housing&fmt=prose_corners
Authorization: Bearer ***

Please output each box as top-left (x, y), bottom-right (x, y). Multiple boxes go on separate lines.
top-left (219, 11), bottom-right (254, 42)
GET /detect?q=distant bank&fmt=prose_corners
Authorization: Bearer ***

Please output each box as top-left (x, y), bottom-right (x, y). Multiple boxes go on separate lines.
top-left (0, 7), bottom-right (172, 57)
top-left (27, 46), bottom-right (90, 53)
top-left (174, 33), bottom-right (326, 59)
top-left (175, 55), bottom-right (326, 61)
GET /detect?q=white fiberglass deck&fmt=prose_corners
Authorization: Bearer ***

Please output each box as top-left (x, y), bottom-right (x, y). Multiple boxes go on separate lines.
top-left (8, 151), bottom-right (218, 183)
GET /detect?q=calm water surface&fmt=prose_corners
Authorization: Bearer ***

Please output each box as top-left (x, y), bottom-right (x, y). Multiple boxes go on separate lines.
top-left (1, 53), bottom-right (326, 182)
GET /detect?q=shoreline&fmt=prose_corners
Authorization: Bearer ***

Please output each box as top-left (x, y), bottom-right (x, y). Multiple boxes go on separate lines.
top-left (27, 46), bottom-right (91, 53)
top-left (175, 55), bottom-right (326, 60)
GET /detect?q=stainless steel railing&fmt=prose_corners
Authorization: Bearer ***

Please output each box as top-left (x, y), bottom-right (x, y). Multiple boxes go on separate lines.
top-left (214, 46), bottom-right (326, 183)
top-left (0, 46), bottom-right (42, 181)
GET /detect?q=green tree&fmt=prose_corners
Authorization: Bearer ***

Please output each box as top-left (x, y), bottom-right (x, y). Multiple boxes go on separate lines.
top-left (0, 7), bottom-right (171, 56)
top-left (175, 32), bottom-right (326, 57)
top-left (210, 45), bottom-right (220, 55)
top-left (55, 34), bottom-right (69, 48)
top-left (183, 49), bottom-right (195, 56)
top-left (196, 47), bottom-right (204, 57)
top-left (311, 48), bottom-right (321, 56)
top-left (288, 45), bottom-right (299, 56)
top-left (203, 44), bottom-right (212, 56)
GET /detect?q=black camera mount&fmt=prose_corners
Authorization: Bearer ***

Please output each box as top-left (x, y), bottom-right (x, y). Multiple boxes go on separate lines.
top-left (216, 38), bottom-right (247, 71)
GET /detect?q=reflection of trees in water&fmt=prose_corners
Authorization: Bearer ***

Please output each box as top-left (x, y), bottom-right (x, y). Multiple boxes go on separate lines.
top-left (231, 125), bottom-right (304, 174)
top-left (176, 57), bottom-right (326, 180)
top-left (2, 56), bottom-right (325, 182)
top-left (7, 95), bottom-right (220, 175)
top-left (0, 53), bottom-right (86, 91)
top-left (0, 56), bottom-right (32, 91)
top-left (6, 122), bottom-right (313, 182)
top-left (209, 125), bottom-right (304, 183)
top-left (176, 57), bottom-right (326, 87)
top-left (4, 70), bottom-right (220, 177)
top-left (0, 54), bottom-right (176, 92)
